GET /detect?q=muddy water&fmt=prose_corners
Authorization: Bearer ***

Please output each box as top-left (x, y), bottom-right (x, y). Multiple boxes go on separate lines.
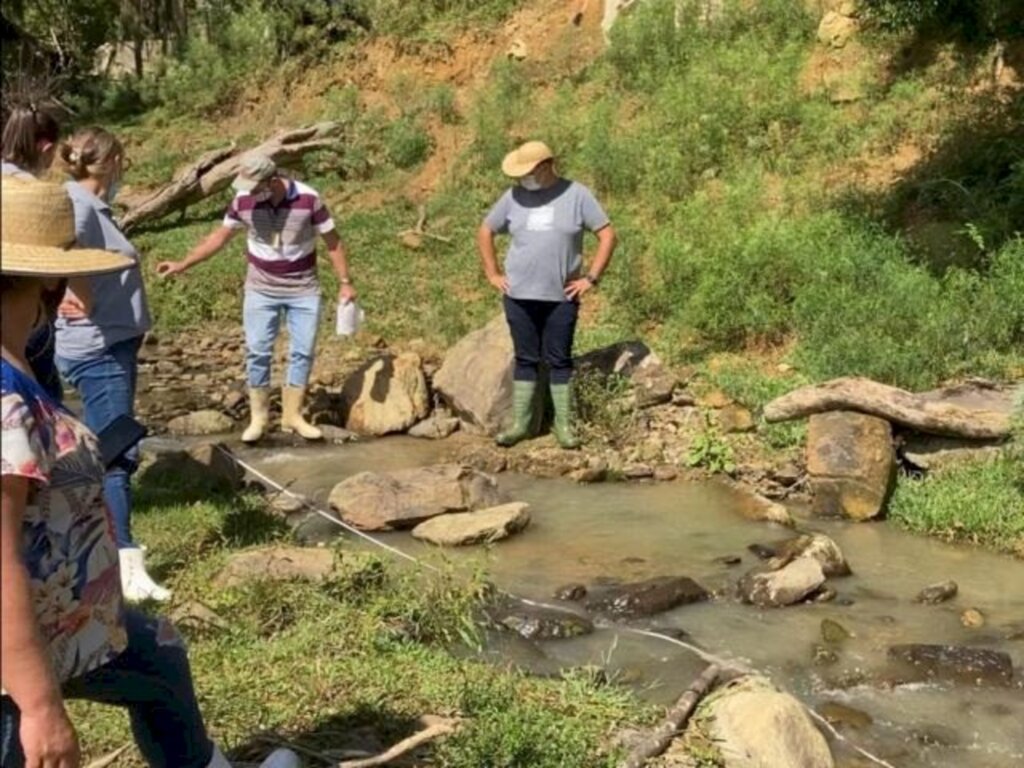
top-left (246, 437), bottom-right (1024, 768)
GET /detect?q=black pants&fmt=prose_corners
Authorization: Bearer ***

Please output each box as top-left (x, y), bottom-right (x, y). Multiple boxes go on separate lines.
top-left (26, 321), bottom-right (63, 402)
top-left (503, 296), bottom-right (578, 384)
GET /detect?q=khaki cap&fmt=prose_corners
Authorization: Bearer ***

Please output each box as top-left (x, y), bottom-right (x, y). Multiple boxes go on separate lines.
top-left (232, 153), bottom-right (277, 192)
top-left (501, 140), bottom-right (554, 178)
top-left (1, 176), bottom-right (133, 277)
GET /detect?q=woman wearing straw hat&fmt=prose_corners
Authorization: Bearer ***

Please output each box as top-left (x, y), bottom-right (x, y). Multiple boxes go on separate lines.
top-left (478, 140), bottom-right (617, 449)
top-left (50, 127), bottom-right (170, 603)
top-left (1, 98), bottom-right (87, 403)
top-left (0, 176), bottom-right (302, 768)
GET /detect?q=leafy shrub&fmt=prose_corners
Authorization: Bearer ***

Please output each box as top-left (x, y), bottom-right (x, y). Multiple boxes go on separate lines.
top-left (385, 115), bottom-right (433, 168)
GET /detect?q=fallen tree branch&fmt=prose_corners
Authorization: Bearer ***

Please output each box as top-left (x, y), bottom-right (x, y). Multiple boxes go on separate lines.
top-left (337, 718), bottom-right (460, 768)
top-left (117, 122), bottom-right (342, 232)
top-left (616, 663), bottom-right (720, 768)
top-left (763, 377), bottom-right (1012, 439)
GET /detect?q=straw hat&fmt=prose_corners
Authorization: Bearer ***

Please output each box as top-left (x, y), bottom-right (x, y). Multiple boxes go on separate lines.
top-left (501, 140), bottom-right (554, 178)
top-left (1, 176), bottom-right (132, 277)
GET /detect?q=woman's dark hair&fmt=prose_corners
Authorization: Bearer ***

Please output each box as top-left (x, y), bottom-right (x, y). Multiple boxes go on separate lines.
top-left (1, 104), bottom-right (61, 173)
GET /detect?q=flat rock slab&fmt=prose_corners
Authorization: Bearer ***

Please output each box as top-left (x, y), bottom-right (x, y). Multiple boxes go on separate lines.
top-left (888, 644), bottom-right (1014, 686)
top-left (586, 575), bottom-right (710, 619)
top-left (411, 502), bottom-right (530, 546)
top-left (738, 558), bottom-right (826, 608)
top-left (329, 464), bottom-right (505, 531)
top-left (214, 546), bottom-right (335, 589)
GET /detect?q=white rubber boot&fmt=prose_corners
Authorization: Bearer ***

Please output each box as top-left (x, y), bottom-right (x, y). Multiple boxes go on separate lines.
top-left (119, 547), bottom-right (171, 603)
top-left (280, 386), bottom-right (322, 440)
top-left (208, 745), bottom-right (301, 768)
top-left (242, 387), bottom-right (271, 444)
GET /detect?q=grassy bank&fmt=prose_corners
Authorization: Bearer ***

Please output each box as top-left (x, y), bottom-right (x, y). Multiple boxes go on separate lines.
top-left (70, 469), bottom-right (652, 765)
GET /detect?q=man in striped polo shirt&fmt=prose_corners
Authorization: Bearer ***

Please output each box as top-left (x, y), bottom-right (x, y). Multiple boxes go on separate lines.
top-left (157, 154), bottom-right (356, 443)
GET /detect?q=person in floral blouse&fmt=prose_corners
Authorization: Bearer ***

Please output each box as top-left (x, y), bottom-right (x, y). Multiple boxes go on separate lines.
top-left (0, 179), bottom-right (299, 767)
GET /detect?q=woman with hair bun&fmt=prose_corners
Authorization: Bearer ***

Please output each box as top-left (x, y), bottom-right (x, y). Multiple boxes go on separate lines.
top-left (53, 126), bottom-right (170, 603)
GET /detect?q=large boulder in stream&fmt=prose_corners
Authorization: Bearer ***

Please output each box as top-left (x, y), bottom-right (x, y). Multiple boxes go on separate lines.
top-left (585, 576), bottom-right (710, 619)
top-left (707, 676), bottom-right (834, 768)
top-left (340, 352), bottom-right (430, 436)
top-left (738, 558), bottom-right (826, 608)
top-left (773, 533), bottom-right (851, 577)
top-left (329, 464), bottom-right (505, 531)
top-left (806, 411), bottom-right (895, 520)
top-left (888, 644), bottom-right (1014, 686)
top-left (411, 502), bottom-right (530, 546)
top-left (433, 314), bottom-right (515, 435)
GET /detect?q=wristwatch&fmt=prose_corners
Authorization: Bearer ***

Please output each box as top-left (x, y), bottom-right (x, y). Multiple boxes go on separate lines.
top-left (584, 273), bottom-right (600, 286)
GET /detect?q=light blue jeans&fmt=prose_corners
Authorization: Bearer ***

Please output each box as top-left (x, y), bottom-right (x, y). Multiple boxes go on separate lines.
top-left (243, 290), bottom-right (321, 388)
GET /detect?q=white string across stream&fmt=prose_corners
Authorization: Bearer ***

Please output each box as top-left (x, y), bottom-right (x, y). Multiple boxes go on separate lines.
top-left (218, 446), bottom-right (898, 768)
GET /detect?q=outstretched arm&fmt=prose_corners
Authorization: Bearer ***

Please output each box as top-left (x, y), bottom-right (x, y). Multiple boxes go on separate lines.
top-left (156, 225), bottom-right (239, 278)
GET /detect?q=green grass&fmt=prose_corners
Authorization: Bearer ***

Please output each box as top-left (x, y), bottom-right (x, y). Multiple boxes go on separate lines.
top-left (888, 454), bottom-right (1024, 555)
top-left (69, 471), bottom-right (652, 765)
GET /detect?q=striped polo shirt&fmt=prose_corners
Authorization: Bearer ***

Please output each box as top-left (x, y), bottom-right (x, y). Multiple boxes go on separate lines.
top-left (223, 179), bottom-right (335, 297)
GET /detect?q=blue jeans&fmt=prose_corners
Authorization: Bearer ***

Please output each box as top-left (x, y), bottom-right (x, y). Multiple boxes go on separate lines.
top-left (1, 610), bottom-right (214, 768)
top-left (503, 296), bottom-right (579, 384)
top-left (55, 336), bottom-right (143, 548)
top-left (243, 290), bottom-right (321, 388)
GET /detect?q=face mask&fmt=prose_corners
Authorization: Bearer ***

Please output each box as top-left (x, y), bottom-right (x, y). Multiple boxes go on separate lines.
top-left (519, 174), bottom-right (542, 191)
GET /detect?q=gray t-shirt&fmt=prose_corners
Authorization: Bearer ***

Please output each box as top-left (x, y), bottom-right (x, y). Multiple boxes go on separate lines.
top-left (55, 182), bottom-right (152, 360)
top-left (484, 179), bottom-right (610, 302)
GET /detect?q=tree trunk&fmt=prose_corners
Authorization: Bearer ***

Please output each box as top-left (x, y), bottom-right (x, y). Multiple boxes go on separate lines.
top-left (117, 123), bottom-right (342, 232)
top-left (763, 377), bottom-right (1012, 439)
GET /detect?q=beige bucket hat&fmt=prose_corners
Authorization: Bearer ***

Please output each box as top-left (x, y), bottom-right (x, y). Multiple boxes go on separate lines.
top-left (1, 176), bottom-right (133, 277)
top-left (232, 153), bottom-right (277, 192)
top-left (501, 140), bottom-right (554, 178)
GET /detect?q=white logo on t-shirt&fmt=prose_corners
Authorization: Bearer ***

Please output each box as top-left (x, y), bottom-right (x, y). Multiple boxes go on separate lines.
top-left (526, 206), bottom-right (555, 232)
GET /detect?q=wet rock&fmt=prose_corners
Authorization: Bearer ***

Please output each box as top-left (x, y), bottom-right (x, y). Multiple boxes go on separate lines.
top-left (821, 618), bottom-right (852, 644)
top-left (809, 585), bottom-right (838, 603)
top-left (554, 583), bottom-right (587, 601)
top-left (213, 546), bottom-right (335, 588)
top-left (818, 701), bottom-right (872, 730)
top-left (433, 313), bottom-right (515, 435)
top-left (494, 606), bottom-right (594, 641)
top-left (319, 424), bottom-right (359, 444)
top-left (707, 676), bottom-right (834, 768)
top-left (738, 558), bottom-right (826, 608)
top-left (717, 404), bottom-right (756, 433)
top-left (408, 412), bottom-right (460, 440)
top-left (806, 411), bottom-right (895, 521)
top-left (812, 644), bottom-right (840, 667)
top-left (586, 576), bottom-right (710, 619)
top-left (512, 447), bottom-right (586, 478)
top-left (714, 555), bottom-right (743, 567)
top-left (411, 502), bottom-right (530, 546)
top-left (340, 352), bottom-right (429, 436)
top-left (453, 444), bottom-right (508, 474)
top-left (748, 543), bottom-right (777, 560)
top-left (569, 465), bottom-right (608, 483)
top-left (166, 409), bottom-right (234, 436)
top-left (775, 533), bottom-right (852, 577)
top-left (328, 464), bottom-right (505, 531)
top-left (914, 579), bottom-right (958, 604)
top-left (141, 441), bottom-right (244, 492)
top-left (623, 463), bottom-right (654, 480)
top-left (653, 464), bottom-right (678, 481)
top-left (268, 492), bottom-right (307, 516)
top-left (961, 608), bottom-right (985, 628)
top-left (732, 485), bottom-right (795, 527)
top-left (887, 644), bottom-right (1014, 686)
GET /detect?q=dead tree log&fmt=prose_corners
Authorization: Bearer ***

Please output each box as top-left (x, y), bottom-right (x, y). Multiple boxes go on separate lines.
top-left (616, 664), bottom-right (720, 768)
top-left (763, 377), bottom-right (1012, 439)
top-left (117, 122), bottom-right (342, 232)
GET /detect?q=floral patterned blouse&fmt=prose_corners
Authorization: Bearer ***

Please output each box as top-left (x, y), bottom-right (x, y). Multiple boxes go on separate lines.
top-left (1, 359), bottom-right (126, 683)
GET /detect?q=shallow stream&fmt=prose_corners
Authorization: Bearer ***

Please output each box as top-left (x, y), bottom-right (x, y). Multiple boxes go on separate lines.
top-left (245, 436), bottom-right (1024, 768)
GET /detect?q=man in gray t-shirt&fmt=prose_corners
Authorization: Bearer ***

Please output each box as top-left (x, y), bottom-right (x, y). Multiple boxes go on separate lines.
top-left (478, 140), bottom-right (617, 450)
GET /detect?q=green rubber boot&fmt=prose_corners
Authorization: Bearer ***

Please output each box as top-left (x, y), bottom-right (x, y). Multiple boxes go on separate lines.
top-left (550, 382), bottom-right (581, 450)
top-left (496, 380), bottom-right (536, 447)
